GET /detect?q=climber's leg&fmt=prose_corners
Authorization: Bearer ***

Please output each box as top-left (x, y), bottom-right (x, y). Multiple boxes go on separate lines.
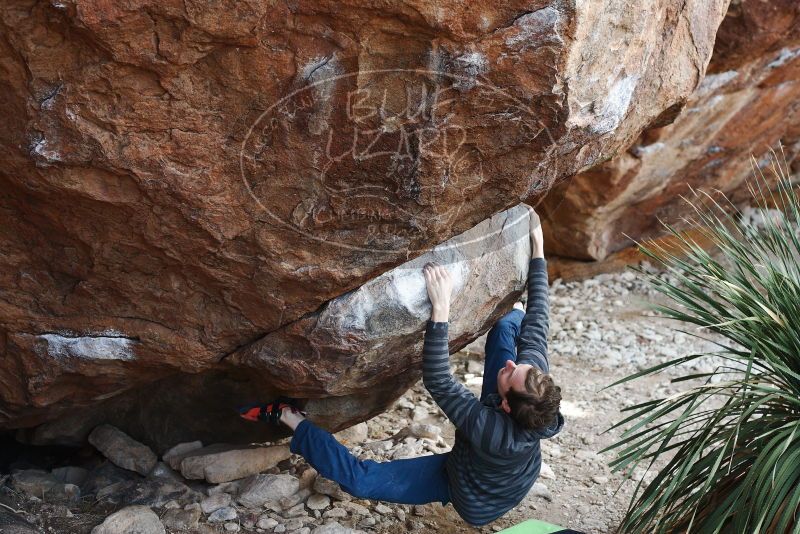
top-left (290, 419), bottom-right (450, 505)
top-left (481, 308), bottom-right (524, 401)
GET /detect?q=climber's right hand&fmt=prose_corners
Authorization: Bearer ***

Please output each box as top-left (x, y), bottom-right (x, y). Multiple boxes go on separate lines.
top-left (423, 262), bottom-right (452, 323)
top-left (527, 206), bottom-right (544, 259)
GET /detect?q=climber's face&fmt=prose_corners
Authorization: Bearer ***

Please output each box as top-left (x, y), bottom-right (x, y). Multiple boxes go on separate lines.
top-left (497, 360), bottom-right (534, 400)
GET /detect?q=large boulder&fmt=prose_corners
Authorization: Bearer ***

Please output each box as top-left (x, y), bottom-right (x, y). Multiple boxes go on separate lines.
top-left (540, 0), bottom-right (800, 260)
top-left (1, 0), bottom-right (730, 440)
top-left (24, 204), bottom-right (532, 450)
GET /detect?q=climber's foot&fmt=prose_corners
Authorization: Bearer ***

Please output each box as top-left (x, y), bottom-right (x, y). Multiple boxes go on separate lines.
top-left (279, 408), bottom-right (306, 431)
top-left (238, 398), bottom-right (304, 426)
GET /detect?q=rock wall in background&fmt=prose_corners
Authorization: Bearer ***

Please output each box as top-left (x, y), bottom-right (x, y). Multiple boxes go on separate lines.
top-left (541, 0), bottom-right (800, 261)
top-left (0, 0), bottom-right (731, 445)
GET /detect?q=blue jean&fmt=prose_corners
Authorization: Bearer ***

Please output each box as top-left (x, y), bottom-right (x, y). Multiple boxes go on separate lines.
top-left (288, 309), bottom-right (523, 505)
top-left (290, 419), bottom-right (450, 505)
top-left (481, 308), bottom-right (524, 401)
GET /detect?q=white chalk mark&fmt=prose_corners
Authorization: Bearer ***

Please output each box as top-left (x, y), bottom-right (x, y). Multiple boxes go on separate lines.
top-left (768, 47), bottom-right (800, 69)
top-left (32, 138), bottom-right (62, 163)
top-left (592, 74), bottom-right (640, 134)
top-left (38, 331), bottom-right (136, 361)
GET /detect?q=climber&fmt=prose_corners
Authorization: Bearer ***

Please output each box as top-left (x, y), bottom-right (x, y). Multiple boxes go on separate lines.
top-left (239, 206), bottom-right (564, 527)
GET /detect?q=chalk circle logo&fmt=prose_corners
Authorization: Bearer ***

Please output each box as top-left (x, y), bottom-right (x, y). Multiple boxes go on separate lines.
top-left (240, 68), bottom-right (551, 257)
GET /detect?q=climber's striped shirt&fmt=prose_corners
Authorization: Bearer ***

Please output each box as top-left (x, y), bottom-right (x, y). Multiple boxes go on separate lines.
top-left (422, 258), bottom-right (564, 526)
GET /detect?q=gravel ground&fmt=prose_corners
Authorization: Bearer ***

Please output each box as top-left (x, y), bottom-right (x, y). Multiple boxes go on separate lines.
top-left (1, 264), bottom-right (728, 534)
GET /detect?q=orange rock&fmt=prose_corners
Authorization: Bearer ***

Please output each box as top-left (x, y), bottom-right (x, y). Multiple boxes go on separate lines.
top-left (541, 0), bottom-right (800, 261)
top-left (547, 228), bottom-right (717, 283)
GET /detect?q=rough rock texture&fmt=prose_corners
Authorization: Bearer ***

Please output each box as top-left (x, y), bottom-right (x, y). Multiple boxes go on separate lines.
top-left (0, 509), bottom-right (40, 534)
top-left (90, 506), bottom-right (165, 534)
top-left (540, 0), bottom-right (800, 260)
top-left (228, 205), bottom-right (532, 398)
top-left (160, 507), bottom-right (201, 531)
top-left (333, 423), bottom-right (369, 445)
top-left (237, 474), bottom-right (300, 509)
top-left (10, 469), bottom-right (80, 503)
top-left (179, 444), bottom-right (291, 483)
top-left (23, 205), bottom-right (531, 451)
top-left (0, 0), bottom-right (730, 440)
top-left (162, 441), bottom-right (203, 470)
top-left (88, 424), bottom-right (158, 475)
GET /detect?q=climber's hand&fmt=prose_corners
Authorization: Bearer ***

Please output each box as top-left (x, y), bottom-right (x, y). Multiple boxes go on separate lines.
top-left (527, 206), bottom-right (545, 259)
top-left (423, 262), bottom-right (452, 322)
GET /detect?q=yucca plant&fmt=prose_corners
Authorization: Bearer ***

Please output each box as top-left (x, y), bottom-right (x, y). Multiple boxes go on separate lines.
top-left (604, 149), bottom-right (800, 534)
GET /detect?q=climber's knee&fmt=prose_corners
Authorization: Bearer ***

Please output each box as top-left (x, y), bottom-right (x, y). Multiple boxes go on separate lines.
top-left (339, 460), bottom-right (382, 500)
top-left (489, 318), bottom-right (519, 341)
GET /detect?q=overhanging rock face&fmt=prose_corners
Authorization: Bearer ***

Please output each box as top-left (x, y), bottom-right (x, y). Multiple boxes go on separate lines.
top-left (26, 206), bottom-right (530, 451)
top-left (1, 0), bottom-right (730, 441)
top-left (540, 0), bottom-right (800, 261)
top-left (227, 205), bottom-right (531, 398)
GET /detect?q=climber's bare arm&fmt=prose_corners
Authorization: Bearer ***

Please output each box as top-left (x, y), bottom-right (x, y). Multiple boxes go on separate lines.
top-left (422, 263), bottom-right (498, 443)
top-left (518, 206), bottom-right (550, 370)
top-left (528, 206), bottom-right (545, 259)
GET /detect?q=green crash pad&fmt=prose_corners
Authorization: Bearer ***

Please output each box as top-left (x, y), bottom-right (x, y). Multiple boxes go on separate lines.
top-left (497, 519), bottom-right (583, 534)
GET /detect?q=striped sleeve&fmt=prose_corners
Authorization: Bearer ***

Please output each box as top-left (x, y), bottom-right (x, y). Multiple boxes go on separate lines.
top-left (422, 321), bottom-right (513, 453)
top-left (517, 257), bottom-right (550, 372)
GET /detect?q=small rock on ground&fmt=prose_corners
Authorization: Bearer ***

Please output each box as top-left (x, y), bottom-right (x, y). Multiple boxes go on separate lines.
top-left (90, 506), bottom-right (165, 534)
top-left (306, 493), bottom-right (331, 510)
top-left (161, 507), bottom-right (201, 530)
top-left (238, 474), bottom-right (300, 508)
top-left (313, 477), bottom-right (350, 501)
top-left (88, 425), bottom-right (157, 476)
top-left (208, 506), bottom-right (237, 523)
top-left (162, 441), bottom-right (203, 470)
top-left (200, 492), bottom-right (231, 514)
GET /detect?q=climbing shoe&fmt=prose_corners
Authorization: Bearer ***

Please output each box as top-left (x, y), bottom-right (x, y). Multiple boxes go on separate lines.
top-left (237, 397), bottom-right (304, 425)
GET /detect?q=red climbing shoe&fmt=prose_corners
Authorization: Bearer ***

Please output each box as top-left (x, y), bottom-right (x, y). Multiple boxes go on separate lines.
top-left (237, 397), bottom-right (304, 425)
